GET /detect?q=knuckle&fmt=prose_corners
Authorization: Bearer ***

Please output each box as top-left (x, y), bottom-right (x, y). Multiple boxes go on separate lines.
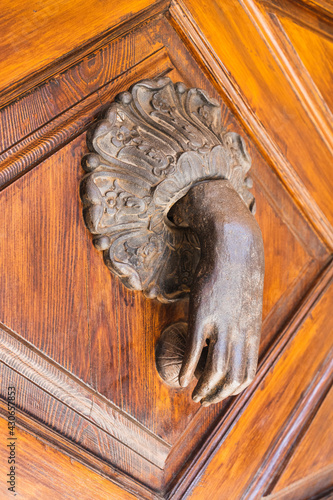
top-left (204, 381), bottom-right (219, 395)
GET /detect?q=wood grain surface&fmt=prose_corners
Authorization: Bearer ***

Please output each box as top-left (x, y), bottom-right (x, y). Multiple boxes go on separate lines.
top-left (0, 0), bottom-right (332, 498)
top-left (170, 0), bottom-right (333, 246)
top-left (279, 16), bottom-right (333, 113)
top-left (272, 385), bottom-right (333, 493)
top-left (0, 24), bottom-right (327, 450)
top-left (0, 0), bottom-right (169, 107)
top-left (0, 414), bottom-right (138, 500)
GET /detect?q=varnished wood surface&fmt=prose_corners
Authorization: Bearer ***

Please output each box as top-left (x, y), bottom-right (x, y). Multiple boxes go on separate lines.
top-left (0, 0), bottom-right (332, 498)
top-left (0, 415), bottom-right (137, 500)
top-left (265, 466), bottom-right (333, 500)
top-left (0, 0), bottom-right (168, 107)
top-left (295, 0), bottom-right (333, 20)
top-left (170, 0), bottom-right (333, 246)
top-left (0, 18), bottom-right (166, 150)
top-left (264, 0), bottom-right (333, 39)
top-left (0, 21), bottom-right (171, 189)
top-left (0, 25), bottom-right (327, 451)
top-left (272, 385), bottom-right (333, 493)
top-left (279, 16), bottom-right (333, 113)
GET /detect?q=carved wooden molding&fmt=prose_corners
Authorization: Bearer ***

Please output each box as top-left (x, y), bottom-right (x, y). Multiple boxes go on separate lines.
top-left (0, 324), bottom-right (169, 469)
top-left (80, 77), bottom-right (255, 302)
top-left (0, 49), bottom-right (171, 190)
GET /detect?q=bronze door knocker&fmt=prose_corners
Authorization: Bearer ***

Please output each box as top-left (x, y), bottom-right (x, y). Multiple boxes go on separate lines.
top-left (80, 77), bottom-right (265, 406)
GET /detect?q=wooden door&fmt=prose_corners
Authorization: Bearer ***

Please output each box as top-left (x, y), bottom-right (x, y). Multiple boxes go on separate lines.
top-left (0, 1), bottom-right (332, 499)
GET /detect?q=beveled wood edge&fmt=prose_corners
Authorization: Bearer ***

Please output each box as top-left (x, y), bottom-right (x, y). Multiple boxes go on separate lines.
top-left (262, 0), bottom-right (333, 41)
top-left (295, 0), bottom-right (333, 20)
top-left (164, 260), bottom-right (333, 499)
top-left (168, 0), bottom-right (333, 250)
top-left (0, 0), bottom-right (171, 110)
top-left (262, 463), bottom-right (333, 500)
top-left (0, 48), bottom-right (173, 191)
top-left (0, 401), bottom-right (163, 500)
top-left (240, 0), bottom-right (333, 155)
top-left (0, 322), bottom-right (170, 469)
top-left (244, 350), bottom-right (333, 498)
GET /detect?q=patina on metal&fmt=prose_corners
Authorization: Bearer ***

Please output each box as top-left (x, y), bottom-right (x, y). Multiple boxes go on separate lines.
top-left (80, 77), bottom-right (265, 405)
top-left (163, 180), bottom-right (265, 405)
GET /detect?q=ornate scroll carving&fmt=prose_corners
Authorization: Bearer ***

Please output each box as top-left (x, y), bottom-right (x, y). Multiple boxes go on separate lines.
top-left (80, 77), bottom-right (255, 302)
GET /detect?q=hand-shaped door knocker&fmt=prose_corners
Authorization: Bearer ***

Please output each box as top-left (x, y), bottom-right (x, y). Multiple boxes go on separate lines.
top-left (80, 78), bottom-right (265, 406)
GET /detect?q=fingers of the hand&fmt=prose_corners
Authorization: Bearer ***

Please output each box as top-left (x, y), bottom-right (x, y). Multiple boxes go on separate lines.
top-left (192, 336), bottom-right (229, 403)
top-left (179, 320), bottom-right (206, 387)
top-left (200, 340), bottom-right (246, 406)
top-left (231, 336), bottom-right (259, 396)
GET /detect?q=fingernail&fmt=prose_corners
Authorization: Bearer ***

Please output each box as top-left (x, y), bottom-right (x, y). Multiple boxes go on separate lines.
top-left (192, 395), bottom-right (201, 403)
top-left (179, 375), bottom-right (189, 387)
top-left (201, 401), bottom-right (210, 407)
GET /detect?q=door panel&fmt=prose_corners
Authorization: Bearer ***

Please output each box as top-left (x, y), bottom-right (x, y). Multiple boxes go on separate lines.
top-left (171, 0), bottom-right (333, 239)
top-left (279, 16), bottom-right (333, 113)
top-left (0, 0), bottom-right (167, 107)
top-left (272, 386), bottom-right (333, 493)
top-left (0, 0), bottom-right (332, 499)
top-left (0, 414), bottom-right (138, 500)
